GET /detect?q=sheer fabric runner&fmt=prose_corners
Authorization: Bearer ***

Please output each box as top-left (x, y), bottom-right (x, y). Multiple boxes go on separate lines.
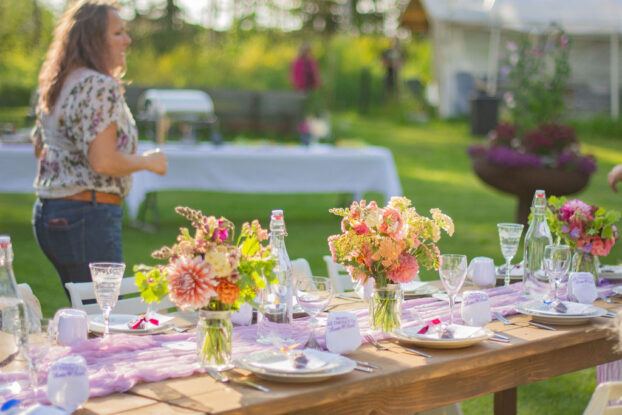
top-left (1, 283), bottom-right (616, 406)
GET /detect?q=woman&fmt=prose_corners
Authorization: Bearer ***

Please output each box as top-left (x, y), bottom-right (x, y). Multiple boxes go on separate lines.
top-left (32, 0), bottom-right (167, 296)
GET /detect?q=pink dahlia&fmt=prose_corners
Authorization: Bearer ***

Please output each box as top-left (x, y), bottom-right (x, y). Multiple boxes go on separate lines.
top-left (387, 253), bottom-right (419, 283)
top-left (560, 199), bottom-right (593, 222)
top-left (167, 256), bottom-right (217, 308)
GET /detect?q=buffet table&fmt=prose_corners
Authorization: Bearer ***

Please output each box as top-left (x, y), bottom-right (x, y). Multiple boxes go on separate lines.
top-left (0, 142), bottom-right (403, 220)
top-left (126, 142), bottom-right (402, 219)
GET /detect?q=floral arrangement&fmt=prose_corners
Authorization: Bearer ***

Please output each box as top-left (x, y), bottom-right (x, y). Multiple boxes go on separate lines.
top-left (468, 26), bottom-right (596, 176)
top-left (328, 197), bottom-right (454, 286)
top-left (546, 196), bottom-right (620, 257)
top-left (328, 197), bottom-right (453, 332)
top-left (134, 206), bottom-right (276, 311)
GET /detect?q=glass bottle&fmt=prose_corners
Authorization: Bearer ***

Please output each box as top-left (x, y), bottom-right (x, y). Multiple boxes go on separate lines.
top-left (0, 235), bottom-right (32, 388)
top-left (522, 190), bottom-right (553, 298)
top-left (256, 210), bottom-right (295, 344)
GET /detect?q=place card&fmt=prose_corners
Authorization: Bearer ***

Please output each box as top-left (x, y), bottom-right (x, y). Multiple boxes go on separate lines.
top-left (325, 312), bottom-right (361, 354)
top-left (567, 272), bottom-right (597, 304)
top-left (460, 290), bottom-right (491, 327)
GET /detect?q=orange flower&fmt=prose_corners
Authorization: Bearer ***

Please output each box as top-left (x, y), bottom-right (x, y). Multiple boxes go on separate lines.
top-left (167, 256), bottom-right (217, 309)
top-left (216, 280), bottom-right (239, 305)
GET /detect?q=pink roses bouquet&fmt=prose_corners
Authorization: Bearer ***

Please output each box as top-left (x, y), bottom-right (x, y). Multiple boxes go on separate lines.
top-left (328, 197), bottom-right (454, 288)
top-left (546, 196), bottom-right (620, 257)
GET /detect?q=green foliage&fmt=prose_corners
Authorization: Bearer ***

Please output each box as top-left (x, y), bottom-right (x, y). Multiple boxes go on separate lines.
top-left (504, 26), bottom-right (571, 133)
top-left (133, 264), bottom-right (169, 304)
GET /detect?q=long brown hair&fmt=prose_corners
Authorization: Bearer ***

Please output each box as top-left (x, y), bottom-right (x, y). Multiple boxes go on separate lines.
top-left (38, 0), bottom-right (121, 112)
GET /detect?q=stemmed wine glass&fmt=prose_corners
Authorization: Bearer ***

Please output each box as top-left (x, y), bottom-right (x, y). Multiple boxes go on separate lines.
top-left (295, 276), bottom-right (333, 350)
top-left (543, 244), bottom-right (571, 305)
top-left (439, 254), bottom-right (468, 325)
top-left (497, 223), bottom-right (524, 287)
top-left (89, 262), bottom-right (125, 337)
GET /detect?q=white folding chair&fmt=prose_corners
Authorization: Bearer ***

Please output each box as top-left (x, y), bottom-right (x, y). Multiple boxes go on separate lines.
top-left (323, 255), bottom-right (354, 293)
top-left (291, 258), bottom-right (314, 283)
top-left (584, 382), bottom-right (622, 415)
top-left (65, 277), bottom-right (175, 315)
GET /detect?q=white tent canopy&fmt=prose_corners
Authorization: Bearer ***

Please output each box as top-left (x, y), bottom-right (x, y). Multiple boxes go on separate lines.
top-left (421, 0), bottom-right (622, 118)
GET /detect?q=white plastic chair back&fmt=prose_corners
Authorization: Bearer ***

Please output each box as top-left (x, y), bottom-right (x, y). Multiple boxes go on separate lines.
top-left (291, 258), bottom-right (314, 284)
top-left (65, 277), bottom-right (175, 315)
top-left (323, 255), bottom-right (354, 293)
top-left (584, 382), bottom-right (622, 415)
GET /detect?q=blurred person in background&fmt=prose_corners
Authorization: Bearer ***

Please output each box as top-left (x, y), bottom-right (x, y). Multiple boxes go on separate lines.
top-left (290, 43), bottom-right (323, 145)
top-left (382, 38), bottom-right (404, 100)
top-left (31, 0), bottom-right (167, 296)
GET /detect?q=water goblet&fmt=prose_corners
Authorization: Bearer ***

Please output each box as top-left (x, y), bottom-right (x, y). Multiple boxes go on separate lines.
top-left (543, 244), bottom-right (571, 304)
top-left (497, 223), bottom-right (524, 287)
top-left (89, 262), bottom-right (125, 337)
top-left (439, 254), bottom-right (468, 325)
top-left (295, 276), bottom-right (333, 350)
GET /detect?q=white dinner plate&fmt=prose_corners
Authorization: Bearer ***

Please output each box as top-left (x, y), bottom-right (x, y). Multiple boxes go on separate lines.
top-left (88, 313), bottom-right (175, 335)
top-left (235, 351), bottom-right (356, 383)
top-left (401, 281), bottom-right (439, 299)
top-left (599, 265), bottom-right (622, 280)
top-left (432, 292), bottom-right (463, 303)
top-left (393, 325), bottom-right (494, 349)
top-left (612, 286), bottom-right (622, 296)
top-left (243, 349), bottom-right (342, 374)
top-left (495, 263), bottom-right (523, 281)
top-left (515, 301), bottom-right (607, 325)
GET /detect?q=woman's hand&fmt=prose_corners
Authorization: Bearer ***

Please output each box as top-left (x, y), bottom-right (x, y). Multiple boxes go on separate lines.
top-left (142, 148), bottom-right (167, 175)
top-left (608, 164), bottom-right (622, 192)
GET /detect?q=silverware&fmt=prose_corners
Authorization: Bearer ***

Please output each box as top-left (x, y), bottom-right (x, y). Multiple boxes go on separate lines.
top-left (206, 368), bottom-right (270, 392)
top-left (604, 311), bottom-right (616, 319)
top-left (172, 325), bottom-right (191, 333)
top-left (494, 311), bottom-right (557, 331)
top-left (401, 346), bottom-right (432, 358)
top-left (492, 331), bottom-right (510, 340)
top-left (354, 365), bottom-right (375, 373)
top-left (0, 351), bottom-right (18, 368)
top-left (599, 293), bottom-right (612, 304)
top-left (353, 359), bottom-right (379, 369)
top-left (489, 335), bottom-right (510, 343)
top-left (336, 293), bottom-right (360, 300)
top-left (365, 335), bottom-right (390, 351)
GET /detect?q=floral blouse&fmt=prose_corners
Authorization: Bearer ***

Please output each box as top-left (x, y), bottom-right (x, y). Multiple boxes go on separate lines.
top-left (32, 68), bottom-right (137, 198)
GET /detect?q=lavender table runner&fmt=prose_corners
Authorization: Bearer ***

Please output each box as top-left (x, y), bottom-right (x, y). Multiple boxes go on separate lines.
top-left (1, 282), bottom-right (617, 406)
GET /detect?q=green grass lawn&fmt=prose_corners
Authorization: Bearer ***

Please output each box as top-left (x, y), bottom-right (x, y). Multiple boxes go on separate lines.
top-left (2, 112), bottom-right (621, 413)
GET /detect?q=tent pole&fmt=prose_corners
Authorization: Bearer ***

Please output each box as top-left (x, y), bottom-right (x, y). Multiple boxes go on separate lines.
top-left (487, 26), bottom-right (501, 96)
top-left (611, 32), bottom-right (619, 120)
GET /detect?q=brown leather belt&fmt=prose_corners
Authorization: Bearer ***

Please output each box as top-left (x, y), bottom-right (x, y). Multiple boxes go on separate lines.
top-left (59, 190), bottom-right (122, 206)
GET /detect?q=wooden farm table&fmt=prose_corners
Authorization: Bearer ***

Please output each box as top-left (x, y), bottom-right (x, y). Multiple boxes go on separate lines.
top-left (69, 299), bottom-right (622, 415)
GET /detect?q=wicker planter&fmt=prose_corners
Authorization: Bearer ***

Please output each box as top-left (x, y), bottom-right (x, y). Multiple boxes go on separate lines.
top-left (472, 158), bottom-right (591, 224)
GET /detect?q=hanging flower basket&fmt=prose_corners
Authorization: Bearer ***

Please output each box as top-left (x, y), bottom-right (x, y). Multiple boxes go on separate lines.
top-left (471, 158), bottom-right (591, 224)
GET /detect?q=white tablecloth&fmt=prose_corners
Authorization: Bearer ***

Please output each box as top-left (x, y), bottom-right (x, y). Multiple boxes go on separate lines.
top-left (0, 142), bottom-right (403, 220)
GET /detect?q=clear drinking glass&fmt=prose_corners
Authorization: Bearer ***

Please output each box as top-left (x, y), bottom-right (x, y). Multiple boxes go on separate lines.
top-left (295, 276), bottom-right (333, 349)
top-left (89, 262), bottom-right (125, 337)
top-left (497, 223), bottom-right (524, 287)
top-left (543, 244), bottom-right (571, 303)
top-left (439, 254), bottom-right (468, 325)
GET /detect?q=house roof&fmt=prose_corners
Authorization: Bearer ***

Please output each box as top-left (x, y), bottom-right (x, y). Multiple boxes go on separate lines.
top-left (414, 0), bottom-right (622, 35)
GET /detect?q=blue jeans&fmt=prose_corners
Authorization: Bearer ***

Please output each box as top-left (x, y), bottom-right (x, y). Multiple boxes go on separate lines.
top-left (32, 198), bottom-right (123, 298)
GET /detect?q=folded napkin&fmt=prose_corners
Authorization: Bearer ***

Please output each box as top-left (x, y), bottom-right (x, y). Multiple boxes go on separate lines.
top-left (400, 281), bottom-right (428, 292)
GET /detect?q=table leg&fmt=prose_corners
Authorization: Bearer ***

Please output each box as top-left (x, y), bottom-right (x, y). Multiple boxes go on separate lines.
top-left (494, 387), bottom-right (517, 415)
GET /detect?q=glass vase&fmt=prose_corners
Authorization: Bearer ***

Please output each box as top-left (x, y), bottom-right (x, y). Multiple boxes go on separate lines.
top-left (571, 249), bottom-right (599, 283)
top-left (369, 284), bottom-right (403, 333)
top-left (196, 309), bottom-right (233, 371)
